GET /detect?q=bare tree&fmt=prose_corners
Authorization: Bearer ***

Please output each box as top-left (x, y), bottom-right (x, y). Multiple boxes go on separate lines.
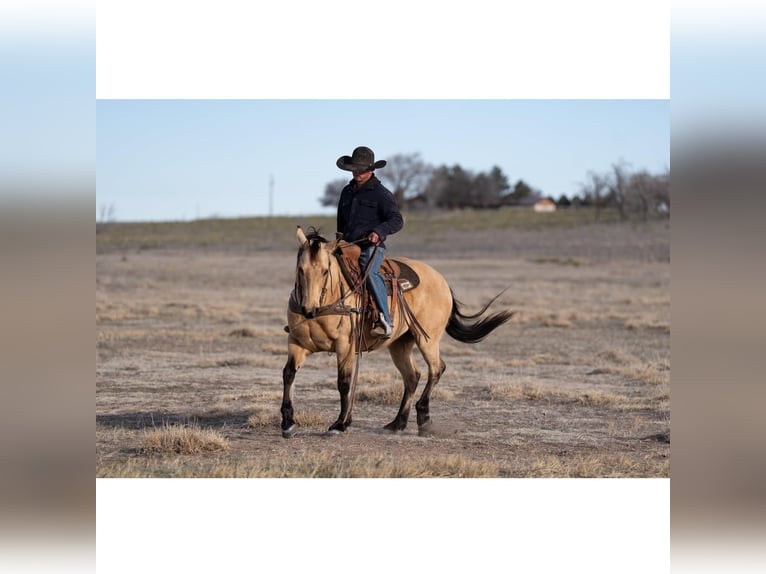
top-left (318, 178), bottom-right (349, 208)
top-left (580, 171), bottom-right (608, 221)
top-left (608, 160), bottom-right (632, 221)
top-left (98, 203), bottom-right (116, 223)
top-left (628, 170), bottom-right (655, 222)
top-left (378, 152), bottom-right (432, 210)
top-left (423, 165), bottom-right (449, 208)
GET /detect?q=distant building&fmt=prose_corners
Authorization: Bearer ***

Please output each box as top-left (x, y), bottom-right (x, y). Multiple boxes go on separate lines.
top-left (533, 198), bottom-right (557, 213)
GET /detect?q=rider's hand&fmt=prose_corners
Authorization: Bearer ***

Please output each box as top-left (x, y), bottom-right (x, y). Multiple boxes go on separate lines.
top-left (369, 231), bottom-right (381, 245)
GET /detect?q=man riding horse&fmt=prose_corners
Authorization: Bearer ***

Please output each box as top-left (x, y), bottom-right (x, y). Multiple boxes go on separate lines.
top-left (335, 146), bottom-right (403, 339)
top-left (280, 146), bottom-right (513, 438)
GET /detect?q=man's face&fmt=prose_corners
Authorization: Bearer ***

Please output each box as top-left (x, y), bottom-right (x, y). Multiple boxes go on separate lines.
top-left (352, 169), bottom-right (373, 186)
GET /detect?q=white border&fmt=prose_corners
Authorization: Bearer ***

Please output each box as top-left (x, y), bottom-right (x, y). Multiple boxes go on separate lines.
top-left (97, 478), bottom-right (669, 573)
top-left (97, 1), bottom-right (669, 99)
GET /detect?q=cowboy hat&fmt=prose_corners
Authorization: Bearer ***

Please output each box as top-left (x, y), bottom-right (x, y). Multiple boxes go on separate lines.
top-left (336, 146), bottom-right (387, 172)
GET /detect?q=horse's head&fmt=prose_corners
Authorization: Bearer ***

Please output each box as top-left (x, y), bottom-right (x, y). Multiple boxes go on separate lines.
top-left (294, 226), bottom-right (335, 318)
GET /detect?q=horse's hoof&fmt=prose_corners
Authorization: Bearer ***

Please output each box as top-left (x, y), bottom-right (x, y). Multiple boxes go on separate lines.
top-left (383, 421), bottom-right (406, 433)
top-left (281, 425), bottom-right (297, 438)
top-left (325, 428), bottom-right (344, 437)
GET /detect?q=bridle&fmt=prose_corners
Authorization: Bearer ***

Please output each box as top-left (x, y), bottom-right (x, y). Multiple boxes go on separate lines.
top-left (291, 240), bottom-right (377, 321)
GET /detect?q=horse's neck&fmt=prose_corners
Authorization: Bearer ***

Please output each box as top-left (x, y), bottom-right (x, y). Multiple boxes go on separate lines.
top-left (330, 251), bottom-right (353, 299)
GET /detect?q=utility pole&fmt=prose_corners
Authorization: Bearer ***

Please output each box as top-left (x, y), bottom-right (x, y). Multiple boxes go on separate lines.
top-left (269, 174), bottom-right (274, 217)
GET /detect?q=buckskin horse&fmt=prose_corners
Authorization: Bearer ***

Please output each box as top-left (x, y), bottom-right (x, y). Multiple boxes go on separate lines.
top-left (281, 226), bottom-right (513, 438)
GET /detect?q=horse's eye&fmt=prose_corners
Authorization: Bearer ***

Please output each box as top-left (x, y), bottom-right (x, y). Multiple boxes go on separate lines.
top-left (323, 269), bottom-right (329, 276)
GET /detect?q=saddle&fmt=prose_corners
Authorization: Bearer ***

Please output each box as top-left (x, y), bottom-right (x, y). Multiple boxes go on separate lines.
top-left (333, 241), bottom-right (428, 342)
top-left (333, 241), bottom-right (420, 296)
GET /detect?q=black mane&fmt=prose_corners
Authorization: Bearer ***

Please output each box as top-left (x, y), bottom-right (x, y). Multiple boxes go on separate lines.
top-left (304, 227), bottom-right (328, 259)
top-left (305, 226), bottom-right (328, 243)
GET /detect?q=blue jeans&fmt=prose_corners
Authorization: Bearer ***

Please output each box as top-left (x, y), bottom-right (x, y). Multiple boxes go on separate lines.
top-left (358, 244), bottom-right (390, 324)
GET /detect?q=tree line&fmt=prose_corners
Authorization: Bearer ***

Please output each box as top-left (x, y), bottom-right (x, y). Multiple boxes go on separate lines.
top-left (320, 152), bottom-right (670, 221)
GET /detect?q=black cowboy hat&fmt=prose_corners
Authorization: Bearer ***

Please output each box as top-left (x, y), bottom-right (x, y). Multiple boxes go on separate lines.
top-left (336, 146), bottom-right (387, 172)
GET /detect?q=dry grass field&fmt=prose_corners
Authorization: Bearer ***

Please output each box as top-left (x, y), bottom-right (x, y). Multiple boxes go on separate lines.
top-left (96, 210), bottom-right (670, 478)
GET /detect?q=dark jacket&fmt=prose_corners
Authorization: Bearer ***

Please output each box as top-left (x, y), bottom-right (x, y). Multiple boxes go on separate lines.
top-left (336, 175), bottom-right (403, 249)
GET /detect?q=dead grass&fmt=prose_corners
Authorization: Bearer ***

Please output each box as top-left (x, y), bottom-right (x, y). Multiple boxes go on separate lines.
top-left (97, 216), bottom-right (669, 478)
top-left (141, 423), bottom-right (230, 455)
top-left (228, 328), bottom-right (256, 337)
top-left (486, 381), bottom-right (525, 401)
top-left (597, 349), bottom-right (634, 365)
top-left (98, 452), bottom-right (500, 478)
top-left (591, 349), bottom-right (670, 386)
top-left (518, 453), bottom-right (669, 478)
top-left (483, 379), bottom-right (663, 411)
top-left (295, 410), bottom-right (326, 427)
top-left (247, 405), bottom-right (323, 429)
top-left (246, 411), bottom-right (277, 428)
top-left (625, 318), bottom-right (671, 333)
top-left (99, 448), bottom-right (668, 478)
top-left (356, 382), bottom-right (455, 405)
top-left (356, 384), bottom-right (404, 405)
top-left (542, 315), bottom-right (573, 328)
top-left (245, 355), bottom-right (286, 369)
top-left (530, 256), bottom-right (586, 267)
top-left (589, 363), bottom-right (669, 386)
top-left (575, 391), bottom-right (621, 407)
top-left (195, 356), bottom-right (254, 368)
top-left (261, 343), bottom-right (286, 355)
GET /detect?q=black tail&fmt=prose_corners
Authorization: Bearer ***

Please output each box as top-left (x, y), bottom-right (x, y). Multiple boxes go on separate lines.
top-left (446, 289), bottom-right (514, 344)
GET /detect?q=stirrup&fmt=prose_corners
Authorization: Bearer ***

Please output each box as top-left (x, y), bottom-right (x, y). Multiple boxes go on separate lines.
top-left (370, 317), bottom-right (392, 339)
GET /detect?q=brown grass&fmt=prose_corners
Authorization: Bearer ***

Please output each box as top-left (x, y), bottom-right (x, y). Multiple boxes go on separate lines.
top-left (141, 423), bottom-right (230, 455)
top-left (261, 343), bottom-right (286, 355)
top-left (99, 448), bottom-right (669, 478)
top-left (194, 356), bottom-right (254, 368)
top-left (295, 410), bottom-right (326, 427)
top-left (97, 215), bottom-right (669, 478)
top-left (98, 452), bottom-right (500, 478)
top-left (228, 328), bottom-right (256, 337)
top-left (483, 378), bottom-right (666, 411)
top-left (519, 453), bottom-right (669, 478)
top-left (356, 382), bottom-right (456, 405)
top-left (625, 318), bottom-right (670, 333)
top-left (247, 407), bottom-right (324, 428)
top-left (530, 256), bottom-right (586, 267)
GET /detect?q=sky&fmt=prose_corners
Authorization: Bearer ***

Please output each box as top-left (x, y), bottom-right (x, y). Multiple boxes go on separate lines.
top-left (96, 99), bottom-right (669, 222)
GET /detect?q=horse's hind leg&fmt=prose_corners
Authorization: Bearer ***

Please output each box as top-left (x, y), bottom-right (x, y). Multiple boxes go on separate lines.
top-left (281, 341), bottom-right (309, 438)
top-left (384, 332), bottom-right (421, 432)
top-left (415, 340), bottom-right (446, 431)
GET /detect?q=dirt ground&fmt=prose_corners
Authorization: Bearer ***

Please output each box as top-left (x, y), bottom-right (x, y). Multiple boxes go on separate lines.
top-left (96, 219), bottom-right (670, 477)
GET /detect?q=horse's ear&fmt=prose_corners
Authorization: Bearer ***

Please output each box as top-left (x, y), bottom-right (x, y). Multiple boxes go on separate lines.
top-left (296, 226), bottom-right (307, 246)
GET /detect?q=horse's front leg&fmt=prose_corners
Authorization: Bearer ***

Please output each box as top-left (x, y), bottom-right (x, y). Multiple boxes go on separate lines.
top-left (328, 343), bottom-right (356, 433)
top-left (281, 340), bottom-right (308, 438)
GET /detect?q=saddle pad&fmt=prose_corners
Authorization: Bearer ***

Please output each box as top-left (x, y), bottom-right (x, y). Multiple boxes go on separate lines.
top-left (384, 258), bottom-right (420, 293)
